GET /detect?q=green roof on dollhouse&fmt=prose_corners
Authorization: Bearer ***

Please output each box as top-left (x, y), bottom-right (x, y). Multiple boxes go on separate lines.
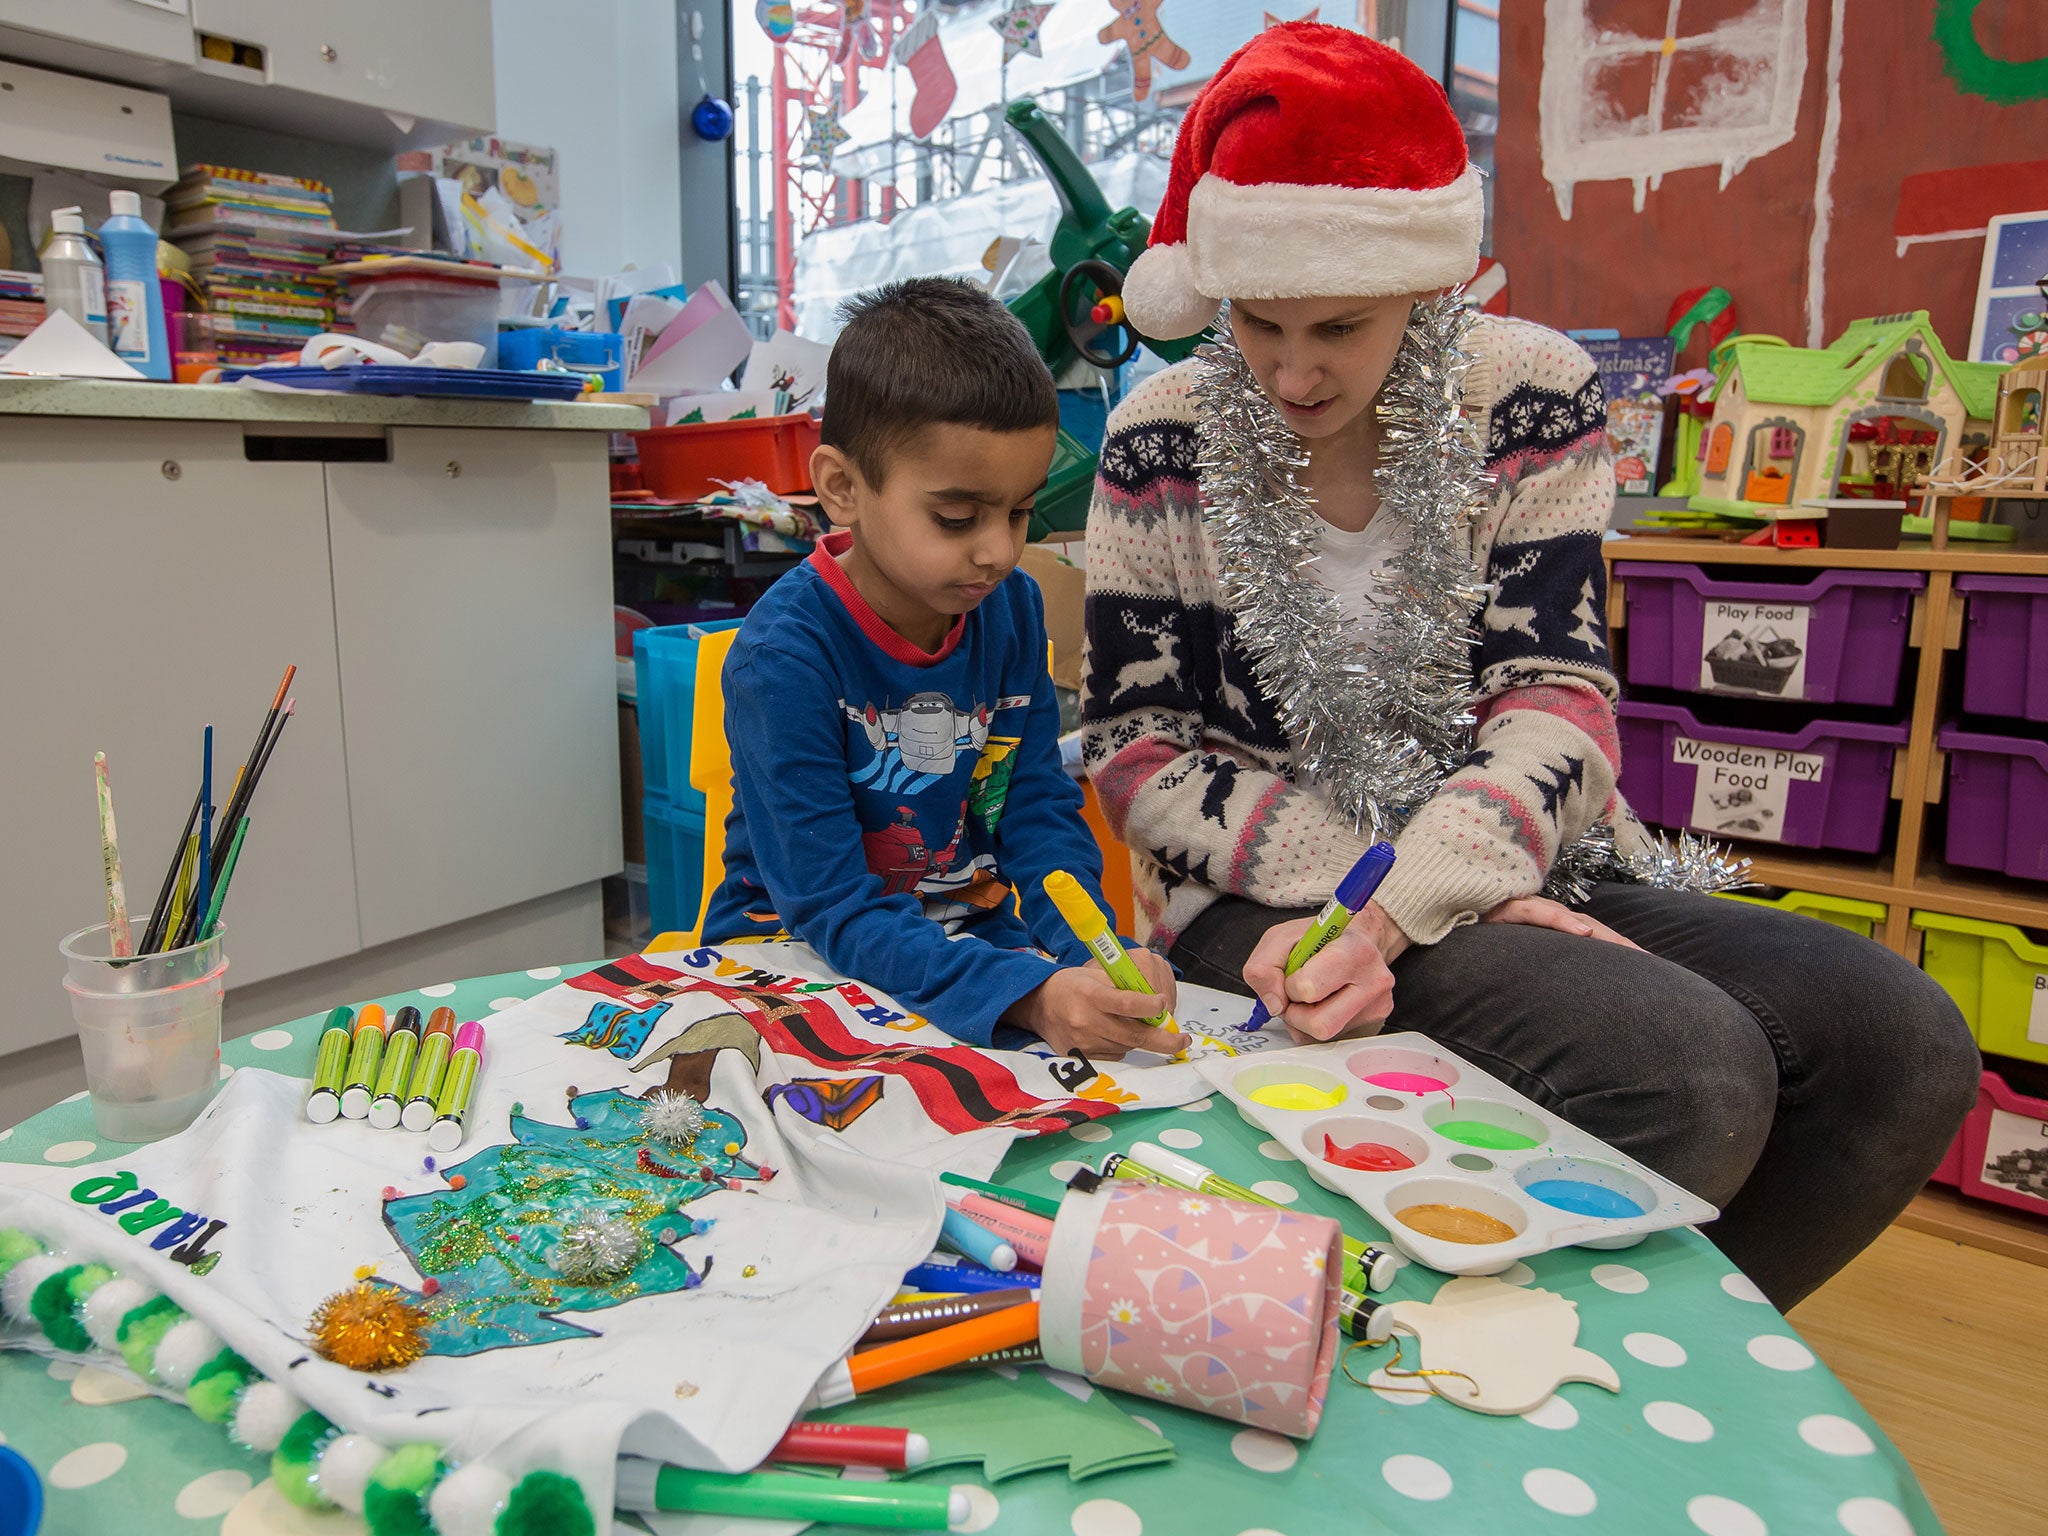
top-left (1710, 311), bottom-right (2004, 419)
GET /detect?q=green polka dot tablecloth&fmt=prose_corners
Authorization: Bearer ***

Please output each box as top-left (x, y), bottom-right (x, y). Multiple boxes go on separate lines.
top-left (0, 964), bottom-right (1943, 1536)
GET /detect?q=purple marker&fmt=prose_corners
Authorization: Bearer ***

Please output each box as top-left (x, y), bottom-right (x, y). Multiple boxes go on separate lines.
top-left (1245, 841), bottom-right (1397, 1030)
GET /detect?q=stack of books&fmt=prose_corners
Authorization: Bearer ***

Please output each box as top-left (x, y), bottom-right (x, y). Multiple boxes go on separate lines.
top-left (166, 165), bottom-right (339, 366)
top-left (0, 271), bottom-right (43, 359)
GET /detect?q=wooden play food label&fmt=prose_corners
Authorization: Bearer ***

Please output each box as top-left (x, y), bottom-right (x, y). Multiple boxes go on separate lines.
top-left (1700, 599), bottom-right (1811, 698)
top-left (1675, 737), bottom-right (1825, 843)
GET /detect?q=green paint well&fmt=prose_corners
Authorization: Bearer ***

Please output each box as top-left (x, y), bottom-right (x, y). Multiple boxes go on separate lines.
top-left (1432, 1120), bottom-right (1540, 1151)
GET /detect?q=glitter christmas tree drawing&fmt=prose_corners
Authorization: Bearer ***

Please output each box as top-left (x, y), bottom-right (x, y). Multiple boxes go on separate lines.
top-left (380, 1088), bottom-right (751, 1356)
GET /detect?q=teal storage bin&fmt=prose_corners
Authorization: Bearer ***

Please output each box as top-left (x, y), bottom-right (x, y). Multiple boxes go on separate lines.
top-left (633, 620), bottom-right (743, 935)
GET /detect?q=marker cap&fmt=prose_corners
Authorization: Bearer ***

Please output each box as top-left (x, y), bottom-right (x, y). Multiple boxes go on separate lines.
top-left (400, 1097), bottom-right (437, 1133)
top-left (1128, 1140), bottom-right (1211, 1189)
top-left (453, 1021), bottom-right (485, 1055)
top-left (1335, 841), bottom-right (1399, 911)
top-left (339, 1085), bottom-right (373, 1120)
top-left (305, 1089), bottom-right (340, 1125)
top-left (368, 1096), bottom-right (403, 1130)
top-left (1364, 1249), bottom-right (1399, 1292)
top-left (427, 1114), bottom-right (465, 1153)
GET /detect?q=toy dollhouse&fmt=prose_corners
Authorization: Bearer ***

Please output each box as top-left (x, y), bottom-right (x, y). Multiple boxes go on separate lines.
top-left (1688, 311), bottom-right (2004, 514)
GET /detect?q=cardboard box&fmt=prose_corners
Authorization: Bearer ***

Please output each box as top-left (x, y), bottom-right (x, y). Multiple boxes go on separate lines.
top-left (1019, 539), bottom-right (1086, 691)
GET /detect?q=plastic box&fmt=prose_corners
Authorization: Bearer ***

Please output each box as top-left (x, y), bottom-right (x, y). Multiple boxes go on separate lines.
top-left (347, 273), bottom-right (501, 367)
top-left (1614, 562), bottom-right (1924, 705)
top-left (1937, 724), bottom-right (2048, 882)
top-left (1955, 574), bottom-right (2048, 723)
top-left (1950, 1069), bottom-right (2048, 1220)
top-left (499, 327), bottom-right (624, 391)
top-left (633, 414), bottom-right (822, 501)
top-left (644, 791), bottom-right (711, 937)
top-left (633, 620), bottom-right (745, 936)
top-left (1616, 701), bottom-right (1908, 853)
top-left (1913, 911), bottom-right (2048, 1065)
top-left (1718, 886), bottom-right (1888, 939)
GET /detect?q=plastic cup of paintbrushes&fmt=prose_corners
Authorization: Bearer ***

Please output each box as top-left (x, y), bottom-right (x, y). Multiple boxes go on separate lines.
top-left (59, 921), bottom-right (227, 1142)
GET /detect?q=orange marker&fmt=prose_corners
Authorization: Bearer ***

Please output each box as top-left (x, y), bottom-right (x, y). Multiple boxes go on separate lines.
top-left (808, 1302), bottom-right (1040, 1408)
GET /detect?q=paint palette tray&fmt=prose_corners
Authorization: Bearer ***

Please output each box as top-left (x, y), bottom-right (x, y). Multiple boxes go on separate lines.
top-left (1196, 1034), bottom-right (1718, 1277)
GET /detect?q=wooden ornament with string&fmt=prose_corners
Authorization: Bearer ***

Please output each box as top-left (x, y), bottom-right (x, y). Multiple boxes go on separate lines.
top-left (1345, 1275), bottom-right (1620, 1415)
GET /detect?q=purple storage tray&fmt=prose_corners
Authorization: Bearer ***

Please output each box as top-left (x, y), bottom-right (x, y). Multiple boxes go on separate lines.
top-left (1617, 701), bottom-right (1908, 853)
top-left (1938, 723), bottom-right (2048, 882)
top-left (1615, 563), bottom-right (1924, 706)
top-left (1955, 575), bottom-right (2048, 724)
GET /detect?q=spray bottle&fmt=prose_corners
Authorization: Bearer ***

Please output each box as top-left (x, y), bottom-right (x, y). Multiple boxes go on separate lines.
top-left (41, 208), bottom-right (109, 346)
top-left (99, 191), bottom-right (170, 379)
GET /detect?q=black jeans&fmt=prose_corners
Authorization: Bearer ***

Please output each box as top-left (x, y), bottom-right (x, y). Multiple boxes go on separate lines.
top-left (1170, 884), bottom-right (1978, 1310)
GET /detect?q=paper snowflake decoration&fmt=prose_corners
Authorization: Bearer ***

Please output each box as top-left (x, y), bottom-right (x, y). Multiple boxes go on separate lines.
top-left (991, 2), bottom-right (1052, 63)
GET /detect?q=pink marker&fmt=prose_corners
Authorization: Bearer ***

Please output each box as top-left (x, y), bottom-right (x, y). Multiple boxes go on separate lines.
top-left (947, 1190), bottom-right (1053, 1269)
top-left (427, 1022), bottom-right (486, 1152)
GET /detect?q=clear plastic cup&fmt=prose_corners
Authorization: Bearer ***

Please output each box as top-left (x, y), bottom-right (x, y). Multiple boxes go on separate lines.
top-left (59, 921), bottom-right (227, 1142)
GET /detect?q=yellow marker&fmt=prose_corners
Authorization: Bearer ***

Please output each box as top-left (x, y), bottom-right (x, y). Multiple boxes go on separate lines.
top-left (1042, 871), bottom-right (1178, 1032)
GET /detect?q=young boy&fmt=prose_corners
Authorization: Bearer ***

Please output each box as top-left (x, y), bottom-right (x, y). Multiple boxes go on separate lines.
top-left (702, 277), bottom-right (1180, 1056)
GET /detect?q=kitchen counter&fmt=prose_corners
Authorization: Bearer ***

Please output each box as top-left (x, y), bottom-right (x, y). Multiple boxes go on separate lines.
top-left (0, 376), bottom-right (650, 431)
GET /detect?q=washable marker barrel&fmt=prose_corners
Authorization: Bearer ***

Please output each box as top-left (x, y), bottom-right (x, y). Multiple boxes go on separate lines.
top-left (368, 1006), bottom-right (422, 1129)
top-left (427, 1022), bottom-right (485, 1152)
top-left (1245, 840), bottom-right (1397, 1030)
top-left (1338, 1286), bottom-right (1395, 1343)
top-left (860, 1287), bottom-right (1034, 1346)
top-left (769, 1422), bottom-right (928, 1471)
top-left (947, 1190), bottom-right (1053, 1268)
top-left (809, 1302), bottom-right (1041, 1408)
top-left (1042, 871), bottom-right (1178, 1032)
top-left (903, 1257), bottom-right (1038, 1295)
top-left (938, 1204), bottom-right (1016, 1272)
top-left (938, 1170), bottom-right (1061, 1221)
top-left (614, 1458), bottom-right (962, 1531)
top-left (338, 1004), bottom-right (388, 1120)
top-left (401, 1007), bottom-right (458, 1131)
top-left (304, 1006), bottom-right (354, 1124)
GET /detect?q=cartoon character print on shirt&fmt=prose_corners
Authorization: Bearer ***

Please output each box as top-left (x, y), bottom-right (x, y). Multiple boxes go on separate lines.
top-left (968, 735), bottom-right (1022, 834)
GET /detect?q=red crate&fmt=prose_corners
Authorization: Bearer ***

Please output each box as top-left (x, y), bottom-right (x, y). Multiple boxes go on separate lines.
top-left (1951, 1068), bottom-right (2048, 1220)
top-left (633, 413), bottom-right (822, 501)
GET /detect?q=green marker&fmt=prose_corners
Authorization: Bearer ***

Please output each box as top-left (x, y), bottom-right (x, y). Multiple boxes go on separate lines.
top-left (401, 1007), bottom-right (458, 1132)
top-left (427, 1022), bottom-right (485, 1152)
top-left (1244, 841), bottom-right (1396, 1030)
top-left (615, 1459), bottom-right (963, 1530)
top-left (938, 1170), bottom-right (1062, 1222)
top-left (338, 1003), bottom-right (388, 1120)
top-left (367, 1005), bottom-right (422, 1129)
top-left (304, 1006), bottom-right (354, 1124)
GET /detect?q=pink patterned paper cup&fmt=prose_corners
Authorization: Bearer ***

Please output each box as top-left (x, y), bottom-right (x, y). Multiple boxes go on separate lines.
top-left (1040, 1179), bottom-right (1344, 1438)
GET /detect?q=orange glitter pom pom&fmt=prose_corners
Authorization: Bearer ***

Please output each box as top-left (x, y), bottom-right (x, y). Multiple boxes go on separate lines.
top-left (308, 1281), bottom-right (428, 1373)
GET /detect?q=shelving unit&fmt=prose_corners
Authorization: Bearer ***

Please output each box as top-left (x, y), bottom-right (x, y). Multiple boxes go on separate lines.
top-left (1603, 529), bottom-right (2048, 959)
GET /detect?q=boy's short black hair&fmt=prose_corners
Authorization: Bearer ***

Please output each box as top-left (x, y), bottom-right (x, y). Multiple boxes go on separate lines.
top-left (823, 276), bottom-right (1058, 486)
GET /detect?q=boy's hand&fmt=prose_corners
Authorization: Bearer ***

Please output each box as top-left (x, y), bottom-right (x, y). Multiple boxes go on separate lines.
top-left (1009, 960), bottom-right (1185, 1060)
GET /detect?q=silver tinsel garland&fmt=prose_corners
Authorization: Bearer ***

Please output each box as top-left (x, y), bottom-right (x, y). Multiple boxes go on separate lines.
top-left (1193, 292), bottom-right (1748, 901)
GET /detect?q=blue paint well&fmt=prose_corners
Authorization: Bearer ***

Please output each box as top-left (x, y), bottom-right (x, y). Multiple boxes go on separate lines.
top-left (1524, 1178), bottom-right (1645, 1220)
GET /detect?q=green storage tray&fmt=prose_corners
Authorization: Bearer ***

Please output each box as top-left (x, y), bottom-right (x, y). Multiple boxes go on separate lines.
top-left (1718, 886), bottom-right (1888, 939)
top-left (1912, 910), bottom-right (2048, 1063)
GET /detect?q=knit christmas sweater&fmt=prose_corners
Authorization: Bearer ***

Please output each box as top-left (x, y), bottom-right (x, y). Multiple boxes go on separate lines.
top-left (1081, 314), bottom-right (1652, 950)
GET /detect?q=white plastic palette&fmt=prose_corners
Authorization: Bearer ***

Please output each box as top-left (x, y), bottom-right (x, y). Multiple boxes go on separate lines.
top-left (1196, 1033), bottom-right (1718, 1277)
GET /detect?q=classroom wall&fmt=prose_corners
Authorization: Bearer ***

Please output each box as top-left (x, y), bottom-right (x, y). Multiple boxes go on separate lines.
top-left (1492, 0), bottom-right (2048, 355)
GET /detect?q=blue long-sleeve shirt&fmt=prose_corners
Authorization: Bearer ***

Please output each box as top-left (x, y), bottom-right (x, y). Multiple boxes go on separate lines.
top-left (702, 533), bottom-right (1110, 1045)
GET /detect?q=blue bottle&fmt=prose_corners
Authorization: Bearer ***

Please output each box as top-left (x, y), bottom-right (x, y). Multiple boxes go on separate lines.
top-left (99, 190), bottom-right (170, 379)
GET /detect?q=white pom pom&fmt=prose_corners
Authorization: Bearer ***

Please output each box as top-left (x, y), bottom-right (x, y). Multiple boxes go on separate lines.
top-left (1, 1252), bottom-right (66, 1325)
top-left (229, 1380), bottom-right (304, 1455)
top-left (428, 1463), bottom-right (513, 1536)
top-left (151, 1317), bottom-right (223, 1391)
top-left (1121, 243), bottom-right (1219, 341)
top-left (639, 1090), bottom-right (707, 1147)
top-left (81, 1276), bottom-right (155, 1352)
top-left (317, 1433), bottom-right (388, 1514)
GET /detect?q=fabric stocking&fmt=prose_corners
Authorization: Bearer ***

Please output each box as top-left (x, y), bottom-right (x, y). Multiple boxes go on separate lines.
top-left (895, 8), bottom-right (957, 139)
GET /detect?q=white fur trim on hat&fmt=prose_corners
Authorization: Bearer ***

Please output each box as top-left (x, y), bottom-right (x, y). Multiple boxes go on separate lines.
top-left (1122, 242), bottom-right (1222, 341)
top-left (1185, 167), bottom-right (1484, 302)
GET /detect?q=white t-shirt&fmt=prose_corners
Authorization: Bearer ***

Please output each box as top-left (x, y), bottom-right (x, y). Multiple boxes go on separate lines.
top-left (1292, 511), bottom-right (1408, 791)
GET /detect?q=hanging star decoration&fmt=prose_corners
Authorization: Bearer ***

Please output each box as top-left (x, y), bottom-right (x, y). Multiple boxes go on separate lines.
top-left (803, 105), bottom-right (850, 167)
top-left (1264, 7), bottom-right (1320, 26)
top-left (991, 1), bottom-right (1052, 63)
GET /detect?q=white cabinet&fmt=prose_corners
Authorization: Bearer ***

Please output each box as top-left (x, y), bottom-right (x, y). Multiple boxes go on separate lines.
top-left (0, 417), bottom-right (363, 1055)
top-left (0, 0), bottom-right (194, 68)
top-left (325, 427), bottom-right (622, 949)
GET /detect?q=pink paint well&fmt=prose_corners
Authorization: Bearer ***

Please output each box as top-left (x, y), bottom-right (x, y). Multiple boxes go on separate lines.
top-left (1363, 1071), bottom-right (1449, 1094)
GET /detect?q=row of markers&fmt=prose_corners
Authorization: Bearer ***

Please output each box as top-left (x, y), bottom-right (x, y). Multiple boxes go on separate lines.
top-left (302, 1004), bottom-right (484, 1151)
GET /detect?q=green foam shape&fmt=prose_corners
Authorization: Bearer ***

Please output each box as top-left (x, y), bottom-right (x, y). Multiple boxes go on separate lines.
top-left (116, 1296), bottom-right (183, 1378)
top-left (0, 1228), bottom-right (44, 1280)
top-left (273, 1411), bottom-right (339, 1510)
top-left (31, 1265), bottom-right (94, 1354)
top-left (496, 1471), bottom-right (593, 1536)
top-left (364, 1443), bottom-right (445, 1536)
top-left (815, 1366), bottom-right (1177, 1482)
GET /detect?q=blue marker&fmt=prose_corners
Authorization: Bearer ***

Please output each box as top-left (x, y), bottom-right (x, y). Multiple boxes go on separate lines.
top-left (905, 1257), bottom-right (1040, 1295)
top-left (939, 1205), bottom-right (1017, 1272)
top-left (1246, 841), bottom-right (1397, 1030)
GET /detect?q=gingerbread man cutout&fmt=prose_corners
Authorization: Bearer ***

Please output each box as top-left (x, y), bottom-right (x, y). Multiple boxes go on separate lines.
top-left (1099, 0), bottom-right (1190, 102)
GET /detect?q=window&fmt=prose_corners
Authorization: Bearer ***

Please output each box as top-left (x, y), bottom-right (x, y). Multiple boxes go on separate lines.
top-left (1879, 351), bottom-right (1930, 401)
top-left (2004, 386), bottom-right (2042, 436)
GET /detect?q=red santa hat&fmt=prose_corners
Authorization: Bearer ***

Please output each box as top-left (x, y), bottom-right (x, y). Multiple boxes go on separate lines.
top-left (1122, 22), bottom-right (1483, 341)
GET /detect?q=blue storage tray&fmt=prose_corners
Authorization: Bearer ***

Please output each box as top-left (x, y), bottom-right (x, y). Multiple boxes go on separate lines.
top-left (214, 364), bottom-right (589, 401)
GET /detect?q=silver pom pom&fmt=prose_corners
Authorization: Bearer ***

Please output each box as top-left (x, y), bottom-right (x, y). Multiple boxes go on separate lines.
top-left (639, 1089), bottom-right (707, 1147)
top-left (548, 1212), bottom-right (646, 1285)
top-left (1192, 295), bottom-right (1492, 840)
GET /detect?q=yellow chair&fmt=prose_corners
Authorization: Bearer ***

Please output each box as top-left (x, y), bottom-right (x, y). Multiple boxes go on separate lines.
top-left (645, 638), bottom-right (1139, 951)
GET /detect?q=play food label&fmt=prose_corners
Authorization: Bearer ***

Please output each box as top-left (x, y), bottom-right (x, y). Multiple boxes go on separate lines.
top-left (1674, 737), bottom-right (1825, 843)
top-left (1981, 1108), bottom-right (2048, 1209)
top-left (2029, 971), bottom-right (2048, 1047)
top-left (1700, 599), bottom-right (1811, 698)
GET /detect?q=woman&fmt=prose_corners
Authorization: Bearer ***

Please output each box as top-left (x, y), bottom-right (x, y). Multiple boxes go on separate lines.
top-left (1081, 21), bottom-right (1975, 1310)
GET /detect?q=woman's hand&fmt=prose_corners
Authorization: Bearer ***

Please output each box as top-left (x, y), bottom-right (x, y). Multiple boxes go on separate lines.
top-left (1009, 955), bottom-right (1185, 1060)
top-left (1481, 895), bottom-right (1639, 949)
top-left (1243, 901), bottom-right (1407, 1042)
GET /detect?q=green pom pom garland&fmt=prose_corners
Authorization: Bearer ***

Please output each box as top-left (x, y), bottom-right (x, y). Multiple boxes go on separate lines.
top-left (365, 1443), bottom-right (447, 1536)
top-left (497, 1470), bottom-right (595, 1536)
